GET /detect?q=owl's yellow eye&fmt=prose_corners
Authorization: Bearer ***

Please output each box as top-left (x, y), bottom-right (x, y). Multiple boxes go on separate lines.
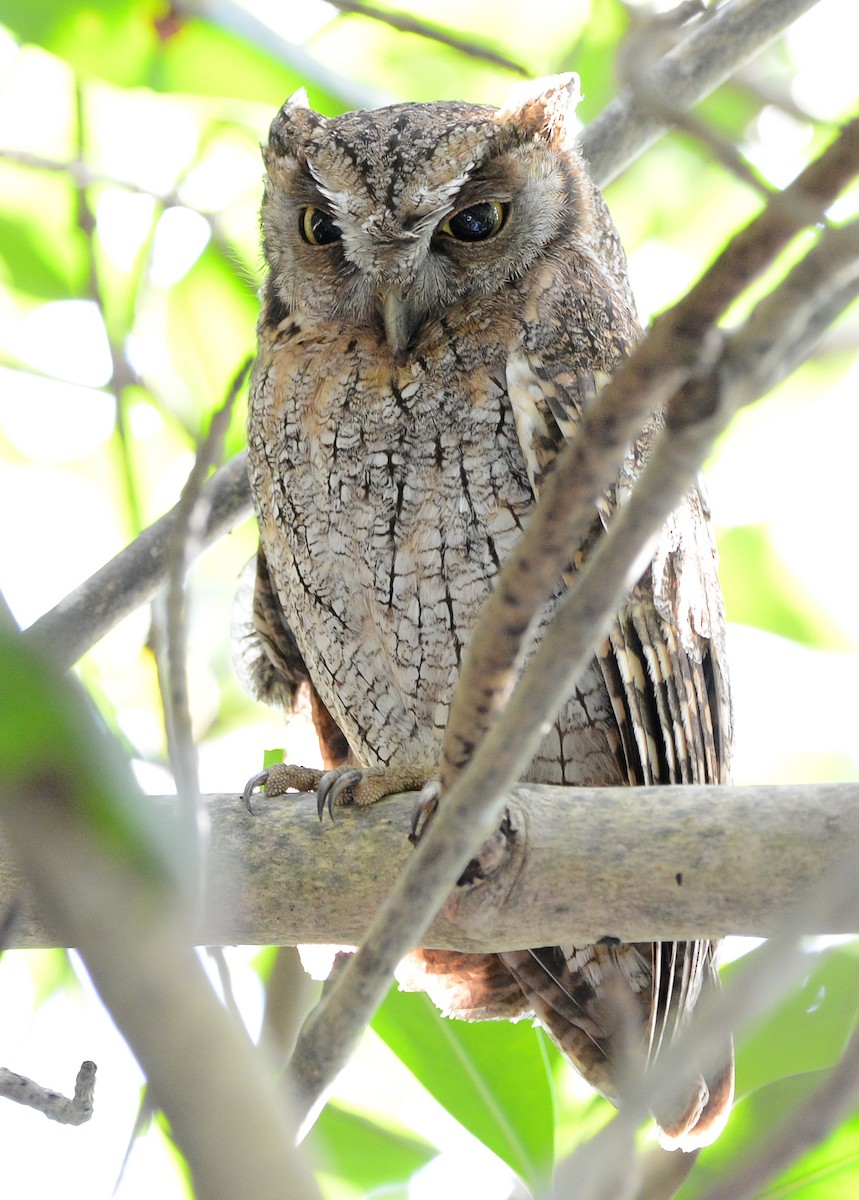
top-left (300, 206), bottom-right (341, 246)
top-left (440, 201), bottom-right (507, 242)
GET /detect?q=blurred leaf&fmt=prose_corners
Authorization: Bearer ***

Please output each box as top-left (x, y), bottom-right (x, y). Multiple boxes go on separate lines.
top-left (372, 984), bottom-right (555, 1189)
top-left (0, 626), bottom-right (169, 881)
top-left (677, 1073), bottom-right (859, 1199)
top-left (162, 242), bottom-right (257, 428)
top-left (0, 212), bottom-right (78, 299)
top-left (727, 944), bottom-right (859, 1100)
top-left (1, 0), bottom-right (162, 89)
top-left (0, 164), bottom-right (88, 304)
top-left (24, 948), bottom-right (78, 1006)
top-left (761, 1106), bottom-right (859, 1198)
top-left (718, 525), bottom-right (849, 650)
top-left (0, 1), bottom-right (306, 103)
top-left (307, 1102), bottom-right (436, 1198)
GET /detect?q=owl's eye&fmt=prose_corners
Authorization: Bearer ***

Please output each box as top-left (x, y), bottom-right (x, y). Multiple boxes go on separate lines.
top-left (299, 206), bottom-right (341, 246)
top-left (440, 201), bottom-right (507, 243)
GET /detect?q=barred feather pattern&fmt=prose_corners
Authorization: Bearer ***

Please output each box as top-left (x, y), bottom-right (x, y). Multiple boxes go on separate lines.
top-left (240, 75), bottom-right (734, 1150)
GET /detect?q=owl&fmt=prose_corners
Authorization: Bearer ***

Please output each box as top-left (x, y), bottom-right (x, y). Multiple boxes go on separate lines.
top-left (239, 73), bottom-right (734, 1151)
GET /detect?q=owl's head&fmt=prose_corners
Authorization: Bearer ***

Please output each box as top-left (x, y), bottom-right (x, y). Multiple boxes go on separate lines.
top-left (260, 74), bottom-right (594, 361)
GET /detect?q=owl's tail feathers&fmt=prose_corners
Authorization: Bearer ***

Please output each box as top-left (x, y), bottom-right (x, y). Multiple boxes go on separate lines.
top-left (500, 945), bottom-right (734, 1153)
top-left (653, 1049), bottom-right (734, 1153)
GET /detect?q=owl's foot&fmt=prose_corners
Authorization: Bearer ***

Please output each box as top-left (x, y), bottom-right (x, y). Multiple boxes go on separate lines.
top-left (316, 764), bottom-right (436, 820)
top-left (242, 763), bottom-right (325, 812)
top-left (242, 761), bottom-right (435, 819)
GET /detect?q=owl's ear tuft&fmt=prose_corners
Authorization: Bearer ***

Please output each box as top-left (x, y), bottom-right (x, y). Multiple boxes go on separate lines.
top-left (286, 87), bottom-right (310, 110)
top-left (497, 73), bottom-right (582, 147)
top-left (265, 94), bottom-right (326, 163)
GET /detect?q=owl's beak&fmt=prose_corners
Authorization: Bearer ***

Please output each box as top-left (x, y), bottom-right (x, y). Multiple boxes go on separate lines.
top-left (380, 290), bottom-right (418, 362)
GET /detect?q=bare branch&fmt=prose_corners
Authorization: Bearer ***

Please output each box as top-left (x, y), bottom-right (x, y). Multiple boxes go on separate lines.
top-left (0, 642), bottom-right (321, 1200)
top-left (555, 830), bottom-right (859, 1197)
top-left (581, 0), bottom-right (823, 185)
top-left (0, 1061), bottom-right (96, 1126)
top-left (0, 146), bottom-right (183, 206)
top-left (153, 360), bottom-right (250, 809)
top-left (326, 0), bottom-right (528, 76)
top-left (2, 783), bottom-right (858, 951)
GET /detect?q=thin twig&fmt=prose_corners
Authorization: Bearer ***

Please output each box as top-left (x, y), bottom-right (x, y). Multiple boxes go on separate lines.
top-left (72, 79), bottom-right (146, 535)
top-left (175, 0), bottom-right (394, 109)
top-left (0, 146), bottom-right (183, 206)
top-left (580, 0), bottom-right (822, 185)
top-left (327, 0), bottom-right (528, 76)
top-left (153, 359), bottom-right (250, 813)
top-left (0, 1061), bottom-right (96, 1126)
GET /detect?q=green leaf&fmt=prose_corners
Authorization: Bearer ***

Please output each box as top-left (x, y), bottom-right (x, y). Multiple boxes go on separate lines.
top-left (0, 165), bottom-right (88, 304)
top-left (677, 1073), bottom-right (859, 1199)
top-left (726, 944), bottom-right (859, 1099)
top-left (0, 626), bottom-right (170, 883)
top-left (307, 1102), bottom-right (436, 1198)
top-left (0, 213), bottom-right (77, 299)
top-left (371, 984), bottom-right (555, 1189)
top-left (163, 243), bottom-right (257, 429)
top-left (717, 524), bottom-right (849, 650)
top-left (0, 1), bottom-right (324, 105)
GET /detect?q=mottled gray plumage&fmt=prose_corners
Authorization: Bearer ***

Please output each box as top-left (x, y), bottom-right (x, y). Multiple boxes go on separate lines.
top-left (240, 75), bottom-right (733, 1149)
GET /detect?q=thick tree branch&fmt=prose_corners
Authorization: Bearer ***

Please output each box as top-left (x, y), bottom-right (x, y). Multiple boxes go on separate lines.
top-left (554, 819), bottom-right (859, 1198)
top-left (1, 783), bottom-right (858, 951)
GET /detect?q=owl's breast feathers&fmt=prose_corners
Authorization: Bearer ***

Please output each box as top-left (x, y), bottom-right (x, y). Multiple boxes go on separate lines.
top-left (250, 301), bottom-right (534, 767)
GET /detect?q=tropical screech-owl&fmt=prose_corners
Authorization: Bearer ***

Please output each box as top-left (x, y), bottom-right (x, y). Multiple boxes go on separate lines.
top-left (239, 74), bottom-right (734, 1150)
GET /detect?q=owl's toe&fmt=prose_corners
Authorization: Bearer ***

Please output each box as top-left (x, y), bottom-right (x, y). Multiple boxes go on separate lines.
top-left (242, 768), bottom-right (270, 812)
top-left (317, 767), bottom-right (365, 819)
top-left (409, 779), bottom-right (442, 844)
top-left (242, 762), bottom-right (326, 812)
top-left (316, 765), bottom-right (438, 821)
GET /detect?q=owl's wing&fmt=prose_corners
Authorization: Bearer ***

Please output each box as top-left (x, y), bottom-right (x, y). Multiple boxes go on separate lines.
top-left (233, 546), bottom-right (351, 769)
top-left (503, 284), bottom-right (733, 1148)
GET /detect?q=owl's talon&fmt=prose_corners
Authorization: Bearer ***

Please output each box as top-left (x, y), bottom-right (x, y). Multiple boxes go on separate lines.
top-left (242, 769), bottom-right (269, 813)
top-left (316, 767), bottom-right (364, 820)
top-left (409, 779), bottom-right (442, 845)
